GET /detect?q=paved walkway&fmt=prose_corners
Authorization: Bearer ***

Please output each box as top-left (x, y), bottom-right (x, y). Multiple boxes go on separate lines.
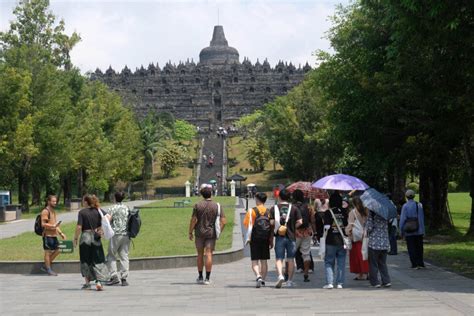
top-left (0, 198), bottom-right (473, 315)
top-left (0, 200), bottom-right (153, 239)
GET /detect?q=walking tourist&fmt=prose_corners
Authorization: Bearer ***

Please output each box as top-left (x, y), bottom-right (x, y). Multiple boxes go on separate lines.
top-left (367, 209), bottom-right (391, 288)
top-left (243, 192), bottom-right (273, 288)
top-left (188, 184), bottom-right (226, 285)
top-left (400, 189), bottom-right (425, 269)
top-left (106, 192), bottom-right (131, 286)
top-left (293, 189), bottom-right (315, 282)
top-left (345, 196), bottom-right (369, 281)
top-left (40, 195), bottom-right (66, 276)
top-left (322, 192), bottom-right (349, 289)
top-left (269, 189), bottom-right (302, 288)
top-left (73, 194), bottom-right (109, 291)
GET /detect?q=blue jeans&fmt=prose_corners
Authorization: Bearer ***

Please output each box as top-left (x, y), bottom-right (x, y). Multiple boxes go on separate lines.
top-left (274, 236), bottom-right (296, 260)
top-left (324, 244), bottom-right (346, 285)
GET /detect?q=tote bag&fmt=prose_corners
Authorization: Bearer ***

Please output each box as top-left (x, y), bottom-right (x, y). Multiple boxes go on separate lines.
top-left (352, 209), bottom-right (364, 242)
top-left (319, 228), bottom-right (328, 260)
top-left (215, 203), bottom-right (222, 239)
top-left (99, 209), bottom-right (114, 240)
top-left (361, 233), bottom-right (369, 261)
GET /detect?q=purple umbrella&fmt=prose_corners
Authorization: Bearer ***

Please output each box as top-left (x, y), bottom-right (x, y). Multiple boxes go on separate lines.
top-left (312, 174), bottom-right (369, 191)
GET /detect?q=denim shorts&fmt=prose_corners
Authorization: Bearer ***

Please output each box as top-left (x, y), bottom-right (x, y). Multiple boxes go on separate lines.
top-left (274, 236), bottom-right (296, 260)
top-left (43, 236), bottom-right (59, 251)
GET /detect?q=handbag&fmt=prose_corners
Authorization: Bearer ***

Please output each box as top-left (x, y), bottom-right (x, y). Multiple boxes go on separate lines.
top-left (361, 232), bottom-right (369, 260)
top-left (215, 203), bottom-right (221, 239)
top-left (277, 204), bottom-right (292, 237)
top-left (329, 208), bottom-right (352, 250)
top-left (351, 209), bottom-right (364, 242)
top-left (319, 228), bottom-right (328, 259)
top-left (403, 203), bottom-right (419, 233)
top-left (99, 209), bottom-right (115, 240)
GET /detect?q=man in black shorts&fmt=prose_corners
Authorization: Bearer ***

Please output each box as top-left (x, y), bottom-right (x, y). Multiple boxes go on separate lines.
top-left (243, 192), bottom-right (273, 288)
top-left (41, 195), bottom-right (66, 276)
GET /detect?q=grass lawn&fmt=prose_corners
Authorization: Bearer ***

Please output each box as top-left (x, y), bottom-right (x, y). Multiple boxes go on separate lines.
top-left (227, 136), bottom-right (290, 188)
top-left (0, 197), bottom-right (236, 261)
top-left (420, 192), bottom-right (474, 278)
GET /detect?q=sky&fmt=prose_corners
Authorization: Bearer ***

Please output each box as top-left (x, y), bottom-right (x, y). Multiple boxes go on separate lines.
top-left (0, 0), bottom-right (351, 73)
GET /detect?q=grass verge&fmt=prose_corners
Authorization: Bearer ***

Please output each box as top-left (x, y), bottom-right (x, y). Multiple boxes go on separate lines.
top-left (0, 197), bottom-right (236, 261)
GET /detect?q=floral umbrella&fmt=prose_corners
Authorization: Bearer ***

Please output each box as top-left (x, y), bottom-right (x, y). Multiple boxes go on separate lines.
top-left (286, 181), bottom-right (329, 199)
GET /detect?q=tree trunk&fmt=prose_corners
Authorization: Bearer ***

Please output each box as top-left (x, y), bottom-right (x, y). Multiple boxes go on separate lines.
top-left (103, 182), bottom-right (113, 202)
top-left (465, 132), bottom-right (474, 236)
top-left (31, 177), bottom-right (41, 206)
top-left (420, 165), bottom-right (452, 232)
top-left (61, 173), bottom-right (72, 205)
top-left (77, 168), bottom-right (87, 197)
top-left (391, 160), bottom-right (406, 212)
top-left (18, 164), bottom-right (30, 213)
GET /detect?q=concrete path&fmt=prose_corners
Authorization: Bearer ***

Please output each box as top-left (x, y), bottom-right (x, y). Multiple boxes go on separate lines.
top-left (0, 200), bottom-right (154, 239)
top-left (0, 198), bottom-right (473, 315)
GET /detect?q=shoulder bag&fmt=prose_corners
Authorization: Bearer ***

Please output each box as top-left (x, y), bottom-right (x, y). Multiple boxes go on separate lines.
top-left (277, 204), bottom-right (292, 237)
top-left (215, 203), bottom-right (222, 239)
top-left (99, 208), bottom-right (115, 240)
top-left (329, 208), bottom-right (352, 250)
top-left (351, 209), bottom-right (364, 242)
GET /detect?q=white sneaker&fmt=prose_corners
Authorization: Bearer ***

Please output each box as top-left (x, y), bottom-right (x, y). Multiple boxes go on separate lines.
top-left (203, 279), bottom-right (211, 285)
top-left (323, 284), bottom-right (334, 289)
top-left (337, 284), bottom-right (343, 289)
top-left (285, 280), bottom-right (295, 288)
top-left (196, 277), bottom-right (204, 284)
top-left (275, 276), bottom-right (285, 288)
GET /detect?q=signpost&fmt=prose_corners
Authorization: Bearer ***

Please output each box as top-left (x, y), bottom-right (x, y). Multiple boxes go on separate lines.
top-left (58, 240), bottom-right (74, 253)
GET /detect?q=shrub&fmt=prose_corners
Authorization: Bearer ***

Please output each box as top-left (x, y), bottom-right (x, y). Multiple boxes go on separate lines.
top-left (130, 192), bottom-right (141, 201)
top-left (406, 182), bottom-right (419, 193)
top-left (448, 181), bottom-right (458, 192)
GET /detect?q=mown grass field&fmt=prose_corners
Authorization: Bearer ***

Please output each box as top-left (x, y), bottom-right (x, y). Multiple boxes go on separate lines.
top-left (227, 136), bottom-right (290, 188)
top-left (0, 197), bottom-right (236, 261)
top-left (421, 192), bottom-right (473, 278)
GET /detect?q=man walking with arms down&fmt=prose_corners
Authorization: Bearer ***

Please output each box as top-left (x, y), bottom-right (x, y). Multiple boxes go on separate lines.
top-left (41, 195), bottom-right (66, 276)
top-left (189, 184), bottom-right (226, 285)
top-left (106, 192), bottom-right (131, 286)
top-left (400, 190), bottom-right (425, 269)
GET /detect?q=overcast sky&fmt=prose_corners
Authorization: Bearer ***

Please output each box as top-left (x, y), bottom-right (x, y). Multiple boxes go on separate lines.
top-left (0, 0), bottom-right (350, 73)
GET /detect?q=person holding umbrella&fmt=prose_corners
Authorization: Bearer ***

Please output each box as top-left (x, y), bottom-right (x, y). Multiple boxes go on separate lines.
top-left (322, 192), bottom-right (349, 289)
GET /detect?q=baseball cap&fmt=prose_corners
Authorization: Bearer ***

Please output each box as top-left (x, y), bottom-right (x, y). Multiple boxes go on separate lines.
top-left (405, 189), bottom-right (415, 198)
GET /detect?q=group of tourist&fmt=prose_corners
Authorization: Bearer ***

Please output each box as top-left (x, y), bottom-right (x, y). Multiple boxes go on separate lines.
top-left (240, 188), bottom-right (425, 289)
top-left (38, 183), bottom-right (425, 291)
top-left (39, 192), bottom-right (133, 291)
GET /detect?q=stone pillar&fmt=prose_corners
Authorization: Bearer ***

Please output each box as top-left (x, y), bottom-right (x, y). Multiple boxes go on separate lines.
top-left (230, 180), bottom-right (236, 197)
top-left (185, 181), bottom-right (191, 198)
top-left (6, 204), bottom-right (22, 220)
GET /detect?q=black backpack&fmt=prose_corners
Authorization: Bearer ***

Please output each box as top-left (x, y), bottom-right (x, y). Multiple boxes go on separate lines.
top-left (34, 209), bottom-right (49, 236)
top-left (127, 208), bottom-right (141, 238)
top-left (299, 203), bottom-right (310, 229)
top-left (252, 207), bottom-right (271, 240)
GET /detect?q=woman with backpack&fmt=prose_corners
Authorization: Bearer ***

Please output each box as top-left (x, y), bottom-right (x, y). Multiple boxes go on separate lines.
top-left (345, 196), bottom-right (369, 280)
top-left (293, 189), bottom-right (315, 283)
top-left (243, 192), bottom-right (273, 288)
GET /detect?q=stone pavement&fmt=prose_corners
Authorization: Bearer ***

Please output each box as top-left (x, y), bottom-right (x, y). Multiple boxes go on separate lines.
top-left (0, 200), bottom-right (153, 239)
top-left (0, 198), bottom-right (473, 315)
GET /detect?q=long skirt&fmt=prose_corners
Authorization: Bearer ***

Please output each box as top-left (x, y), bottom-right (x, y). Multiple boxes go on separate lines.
top-left (349, 240), bottom-right (369, 274)
top-left (79, 231), bottom-right (109, 282)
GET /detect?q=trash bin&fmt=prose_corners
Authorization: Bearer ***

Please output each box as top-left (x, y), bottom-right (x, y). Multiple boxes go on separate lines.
top-left (69, 198), bottom-right (82, 211)
top-left (6, 204), bottom-right (22, 220)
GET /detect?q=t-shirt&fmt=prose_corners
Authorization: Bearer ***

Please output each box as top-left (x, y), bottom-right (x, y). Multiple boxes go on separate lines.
top-left (77, 208), bottom-right (104, 231)
top-left (108, 203), bottom-right (129, 235)
top-left (192, 199), bottom-right (226, 239)
top-left (295, 202), bottom-right (313, 238)
top-left (269, 202), bottom-right (302, 241)
top-left (323, 207), bottom-right (348, 247)
top-left (243, 205), bottom-right (268, 228)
